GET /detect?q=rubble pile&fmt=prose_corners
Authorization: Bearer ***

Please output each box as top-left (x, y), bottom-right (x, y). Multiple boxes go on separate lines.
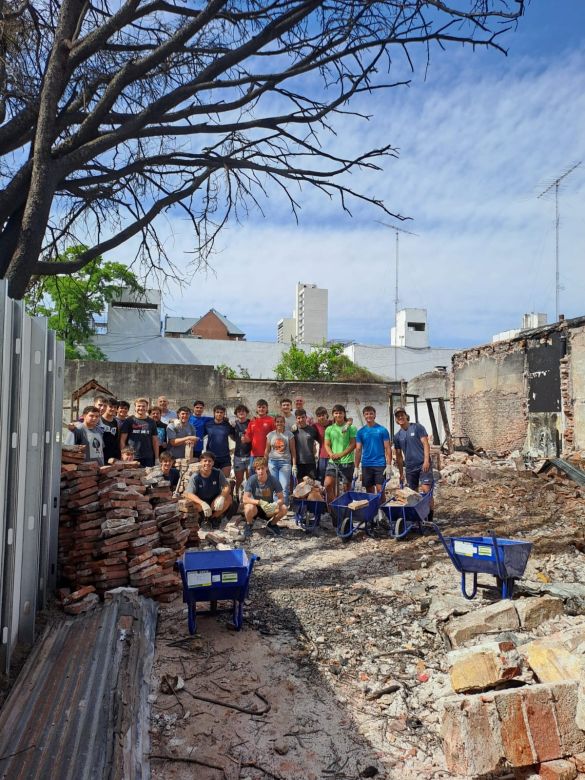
top-left (58, 447), bottom-right (202, 609)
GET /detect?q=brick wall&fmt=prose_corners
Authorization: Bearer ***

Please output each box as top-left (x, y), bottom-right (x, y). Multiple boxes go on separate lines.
top-left (570, 326), bottom-right (585, 450)
top-left (451, 342), bottom-right (527, 453)
top-left (190, 311), bottom-right (238, 340)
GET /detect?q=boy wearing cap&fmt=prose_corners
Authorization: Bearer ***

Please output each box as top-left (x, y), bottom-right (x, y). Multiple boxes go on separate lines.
top-left (393, 408), bottom-right (433, 494)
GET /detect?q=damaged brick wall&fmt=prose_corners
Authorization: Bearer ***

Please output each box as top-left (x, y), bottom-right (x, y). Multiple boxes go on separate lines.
top-left (450, 342), bottom-right (528, 453)
top-left (451, 321), bottom-right (585, 455)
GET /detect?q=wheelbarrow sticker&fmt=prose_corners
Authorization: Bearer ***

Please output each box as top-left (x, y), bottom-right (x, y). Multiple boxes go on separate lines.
top-left (453, 540), bottom-right (476, 556)
top-left (187, 570), bottom-right (212, 587)
top-left (477, 545), bottom-right (493, 556)
top-left (221, 571), bottom-right (238, 583)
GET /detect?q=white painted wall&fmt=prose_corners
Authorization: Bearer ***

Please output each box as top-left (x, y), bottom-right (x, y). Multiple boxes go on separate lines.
top-left (344, 344), bottom-right (455, 382)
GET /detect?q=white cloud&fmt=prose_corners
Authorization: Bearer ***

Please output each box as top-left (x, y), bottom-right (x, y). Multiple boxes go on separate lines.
top-left (109, 29), bottom-right (585, 349)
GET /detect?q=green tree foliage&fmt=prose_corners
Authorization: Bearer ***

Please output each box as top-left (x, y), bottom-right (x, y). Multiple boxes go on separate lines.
top-left (275, 343), bottom-right (381, 383)
top-left (25, 247), bottom-right (143, 359)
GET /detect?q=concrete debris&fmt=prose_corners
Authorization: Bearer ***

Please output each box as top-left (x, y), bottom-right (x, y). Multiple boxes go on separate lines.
top-left (445, 600), bottom-right (520, 647)
top-left (447, 640), bottom-right (524, 693)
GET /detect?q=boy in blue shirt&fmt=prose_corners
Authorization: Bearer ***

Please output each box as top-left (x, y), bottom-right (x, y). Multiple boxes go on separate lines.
top-left (204, 404), bottom-right (234, 475)
top-left (354, 406), bottom-right (392, 493)
top-left (188, 400), bottom-right (213, 458)
top-left (393, 408), bottom-right (433, 499)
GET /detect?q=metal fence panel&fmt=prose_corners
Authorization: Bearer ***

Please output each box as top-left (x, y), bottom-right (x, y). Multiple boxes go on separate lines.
top-left (0, 282), bottom-right (63, 675)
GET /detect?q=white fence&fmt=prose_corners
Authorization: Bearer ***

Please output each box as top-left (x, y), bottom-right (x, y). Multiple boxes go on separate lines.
top-left (0, 279), bottom-right (64, 676)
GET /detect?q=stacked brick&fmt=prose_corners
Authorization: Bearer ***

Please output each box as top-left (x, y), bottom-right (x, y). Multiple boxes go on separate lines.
top-left (58, 454), bottom-right (201, 605)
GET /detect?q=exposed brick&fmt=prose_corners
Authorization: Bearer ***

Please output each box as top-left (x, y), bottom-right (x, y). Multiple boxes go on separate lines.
top-left (441, 694), bottom-right (505, 776)
top-left (539, 759), bottom-right (578, 780)
top-left (495, 688), bottom-right (536, 767)
top-left (524, 686), bottom-right (562, 762)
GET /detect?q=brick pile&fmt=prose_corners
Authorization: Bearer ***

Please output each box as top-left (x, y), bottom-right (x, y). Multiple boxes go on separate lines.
top-left (441, 596), bottom-right (585, 777)
top-left (58, 455), bottom-right (202, 607)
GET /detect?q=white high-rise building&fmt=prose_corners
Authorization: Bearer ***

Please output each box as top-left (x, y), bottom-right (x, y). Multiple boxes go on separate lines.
top-left (275, 283), bottom-right (328, 344)
top-left (277, 317), bottom-right (296, 344)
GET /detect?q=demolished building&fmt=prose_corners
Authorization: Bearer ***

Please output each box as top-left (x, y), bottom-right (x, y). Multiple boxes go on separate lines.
top-left (451, 315), bottom-right (585, 458)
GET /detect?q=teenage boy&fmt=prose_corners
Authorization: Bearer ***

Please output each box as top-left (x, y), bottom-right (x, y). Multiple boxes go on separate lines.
top-left (189, 400), bottom-right (213, 458)
top-left (314, 406), bottom-right (331, 482)
top-left (166, 406), bottom-right (198, 459)
top-left (204, 404), bottom-right (234, 475)
top-left (354, 406), bottom-right (392, 493)
top-left (157, 396), bottom-right (177, 424)
top-left (66, 406), bottom-right (105, 465)
top-left (294, 396), bottom-right (314, 425)
top-left (101, 397), bottom-right (120, 462)
top-left (243, 399), bottom-right (276, 470)
top-left (293, 409), bottom-right (319, 480)
top-left (242, 457), bottom-right (287, 539)
top-left (119, 398), bottom-right (159, 467)
top-left (232, 404), bottom-right (252, 496)
top-left (323, 404), bottom-right (357, 506)
top-left (184, 451), bottom-right (232, 528)
top-left (393, 408), bottom-right (433, 494)
top-left (159, 451), bottom-right (180, 489)
top-left (116, 400), bottom-right (130, 425)
top-left (279, 398), bottom-right (295, 431)
top-left (149, 406), bottom-right (168, 452)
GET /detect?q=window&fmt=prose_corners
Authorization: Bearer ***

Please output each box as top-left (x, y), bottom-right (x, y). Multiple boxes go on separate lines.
top-left (407, 322), bottom-right (425, 332)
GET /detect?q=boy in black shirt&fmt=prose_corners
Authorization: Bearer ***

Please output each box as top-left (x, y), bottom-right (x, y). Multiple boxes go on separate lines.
top-left (119, 398), bottom-right (159, 467)
top-left (293, 408), bottom-right (319, 481)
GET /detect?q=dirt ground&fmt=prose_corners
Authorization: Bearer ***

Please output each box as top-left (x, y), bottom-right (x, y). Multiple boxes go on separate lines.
top-left (149, 470), bottom-right (585, 780)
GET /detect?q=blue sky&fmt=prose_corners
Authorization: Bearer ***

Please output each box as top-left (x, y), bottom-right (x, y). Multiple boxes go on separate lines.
top-left (121, 1), bottom-right (585, 348)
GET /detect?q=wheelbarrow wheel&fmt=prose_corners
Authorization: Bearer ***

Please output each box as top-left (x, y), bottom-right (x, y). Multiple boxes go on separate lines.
top-left (339, 516), bottom-right (352, 543)
top-left (394, 516), bottom-right (405, 539)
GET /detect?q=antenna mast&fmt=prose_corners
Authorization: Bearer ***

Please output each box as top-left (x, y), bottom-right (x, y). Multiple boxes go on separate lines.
top-left (537, 161), bottom-right (581, 321)
top-left (377, 221), bottom-right (418, 380)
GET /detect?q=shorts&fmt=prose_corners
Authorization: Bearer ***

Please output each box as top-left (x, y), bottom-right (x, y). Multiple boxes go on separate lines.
top-left (233, 455), bottom-right (251, 473)
top-left (325, 463), bottom-right (354, 485)
top-left (362, 466), bottom-right (385, 489)
top-left (255, 502), bottom-right (277, 520)
top-left (297, 463), bottom-right (316, 481)
top-left (406, 468), bottom-right (434, 491)
top-left (214, 456), bottom-right (231, 470)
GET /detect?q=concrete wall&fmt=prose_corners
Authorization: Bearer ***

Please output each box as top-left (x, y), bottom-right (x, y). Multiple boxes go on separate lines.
top-left (405, 370), bottom-right (451, 445)
top-left (65, 360), bottom-right (398, 430)
top-left (222, 379), bottom-right (398, 430)
top-left (344, 343), bottom-right (456, 382)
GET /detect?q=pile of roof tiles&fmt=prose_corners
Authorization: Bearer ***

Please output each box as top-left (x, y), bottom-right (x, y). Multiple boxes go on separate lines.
top-left (58, 448), bottom-right (201, 606)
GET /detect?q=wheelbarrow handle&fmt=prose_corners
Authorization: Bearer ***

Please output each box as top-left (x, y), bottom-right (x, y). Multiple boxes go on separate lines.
top-left (423, 520), bottom-right (465, 575)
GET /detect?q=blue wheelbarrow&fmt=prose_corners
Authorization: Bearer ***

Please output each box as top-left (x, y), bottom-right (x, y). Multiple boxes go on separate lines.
top-left (331, 480), bottom-right (388, 543)
top-left (177, 549), bottom-right (259, 633)
top-left (291, 476), bottom-right (327, 533)
top-left (428, 523), bottom-right (532, 599)
top-left (379, 489), bottom-right (434, 539)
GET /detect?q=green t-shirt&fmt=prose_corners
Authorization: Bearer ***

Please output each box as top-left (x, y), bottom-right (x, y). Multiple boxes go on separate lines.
top-left (325, 423), bottom-right (357, 465)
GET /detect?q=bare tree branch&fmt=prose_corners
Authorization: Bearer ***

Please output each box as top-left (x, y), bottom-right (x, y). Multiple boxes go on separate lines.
top-left (0, 0), bottom-right (526, 297)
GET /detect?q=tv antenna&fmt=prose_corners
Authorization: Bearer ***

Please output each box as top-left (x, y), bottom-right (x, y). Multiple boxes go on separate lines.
top-left (377, 221), bottom-right (418, 380)
top-left (537, 161), bottom-right (581, 322)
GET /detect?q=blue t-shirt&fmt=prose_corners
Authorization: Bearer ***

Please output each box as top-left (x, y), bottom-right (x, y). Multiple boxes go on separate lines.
top-left (393, 422), bottom-right (428, 471)
top-left (356, 423), bottom-right (390, 467)
top-left (188, 414), bottom-right (213, 455)
top-left (204, 419), bottom-right (233, 460)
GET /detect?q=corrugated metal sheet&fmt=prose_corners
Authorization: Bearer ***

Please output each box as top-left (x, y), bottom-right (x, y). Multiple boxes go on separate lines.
top-left (538, 458), bottom-right (585, 487)
top-left (0, 592), bottom-right (157, 779)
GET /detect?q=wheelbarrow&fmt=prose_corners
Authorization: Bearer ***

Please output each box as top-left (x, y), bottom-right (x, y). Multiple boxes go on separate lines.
top-left (331, 480), bottom-right (388, 543)
top-left (379, 489), bottom-right (433, 539)
top-left (291, 476), bottom-right (327, 533)
top-left (177, 548), bottom-right (259, 633)
top-left (428, 523), bottom-right (532, 599)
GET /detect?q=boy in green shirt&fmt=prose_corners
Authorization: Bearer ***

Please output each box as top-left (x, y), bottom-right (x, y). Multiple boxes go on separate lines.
top-left (323, 404), bottom-right (357, 506)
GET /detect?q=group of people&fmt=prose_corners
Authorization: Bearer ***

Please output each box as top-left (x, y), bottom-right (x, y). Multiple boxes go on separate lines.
top-left (67, 393), bottom-right (433, 539)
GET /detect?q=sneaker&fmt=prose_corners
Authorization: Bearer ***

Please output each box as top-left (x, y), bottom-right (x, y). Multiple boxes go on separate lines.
top-left (242, 524), bottom-right (253, 539)
top-left (266, 523), bottom-right (282, 537)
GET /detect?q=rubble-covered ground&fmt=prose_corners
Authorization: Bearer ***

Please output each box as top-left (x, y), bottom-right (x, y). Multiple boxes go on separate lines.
top-left (149, 457), bottom-right (585, 780)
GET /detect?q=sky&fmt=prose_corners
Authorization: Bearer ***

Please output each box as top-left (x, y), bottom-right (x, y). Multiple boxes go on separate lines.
top-left (115, 0), bottom-right (585, 348)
